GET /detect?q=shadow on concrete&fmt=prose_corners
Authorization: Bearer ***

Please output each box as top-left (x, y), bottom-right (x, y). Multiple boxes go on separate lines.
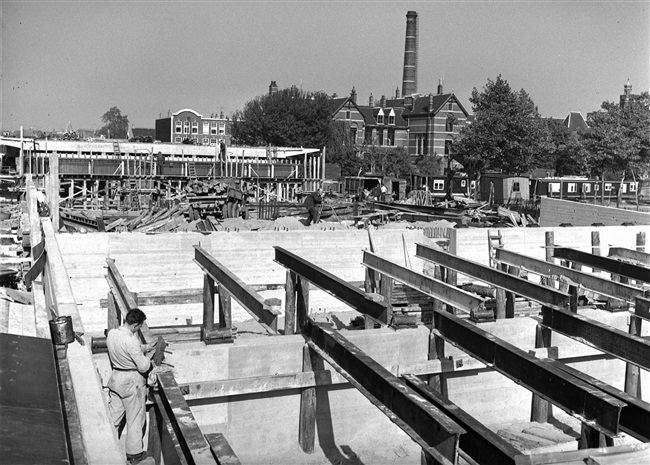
top-left (316, 385), bottom-right (365, 465)
top-left (329, 314), bottom-right (351, 330)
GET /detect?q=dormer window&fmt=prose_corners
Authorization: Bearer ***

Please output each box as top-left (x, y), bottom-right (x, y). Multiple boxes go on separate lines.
top-left (388, 115), bottom-right (395, 125)
top-left (377, 114), bottom-right (384, 124)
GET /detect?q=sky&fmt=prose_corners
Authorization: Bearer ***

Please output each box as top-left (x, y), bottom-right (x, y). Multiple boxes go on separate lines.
top-left (2, 0), bottom-right (649, 132)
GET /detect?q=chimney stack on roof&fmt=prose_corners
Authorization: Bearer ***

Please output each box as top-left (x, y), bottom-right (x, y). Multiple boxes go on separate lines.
top-left (437, 79), bottom-right (444, 95)
top-left (428, 93), bottom-right (434, 112)
top-left (401, 11), bottom-right (419, 97)
top-left (369, 93), bottom-right (374, 107)
top-left (380, 95), bottom-right (386, 108)
top-left (395, 87), bottom-right (400, 99)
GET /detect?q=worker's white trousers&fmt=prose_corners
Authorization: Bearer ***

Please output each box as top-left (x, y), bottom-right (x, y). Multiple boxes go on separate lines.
top-left (108, 370), bottom-right (146, 455)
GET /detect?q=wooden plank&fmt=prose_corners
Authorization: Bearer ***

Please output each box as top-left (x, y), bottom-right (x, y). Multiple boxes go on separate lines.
top-left (299, 344), bottom-right (320, 453)
top-left (274, 246), bottom-right (388, 321)
top-left (304, 319), bottom-right (464, 464)
top-left (152, 391), bottom-right (189, 465)
top-left (157, 371), bottom-right (215, 464)
top-left (625, 296), bottom-right (648, 397)
top-left (608, 247), bottom-right (650, 266)
top-left (404, 373), bottom-right (519, 465)
top-left (362, 250), bottom-right (484, 313)
top-left (416, 243), bottom-right (571, 310)
top-left (541, 306), bottom-right (650, 370)
top-left (432, 309), bottom-right (625, 437)
top-left (32, 281), bottom-right (51, 339)
top-left (194, 246), bottom-right (279, 334)
top-left (514, 442), bottom-right (650, 465)
top-left (495, 248), bottom-right (641, 303)
top-left (554, 247), bottom-right (650, 283)
top-left (204, 433), bottom-right (241, 465)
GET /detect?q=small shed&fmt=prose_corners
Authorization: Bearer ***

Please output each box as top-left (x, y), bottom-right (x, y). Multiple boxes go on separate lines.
top-left (480, 174), bottom-right (530, 204)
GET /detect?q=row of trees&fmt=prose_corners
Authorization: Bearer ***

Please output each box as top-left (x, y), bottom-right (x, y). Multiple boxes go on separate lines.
top-left (453, 75), bottom-right (650, 183)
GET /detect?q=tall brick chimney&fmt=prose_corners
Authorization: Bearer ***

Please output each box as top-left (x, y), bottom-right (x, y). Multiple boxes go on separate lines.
top-left (401, 11), bottom-right (418, 97)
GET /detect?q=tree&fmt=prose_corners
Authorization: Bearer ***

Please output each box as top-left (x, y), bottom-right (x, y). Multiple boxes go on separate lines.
top-left (98, 107), bottom-right (129, 139)
top-left (231, 88), bottom-right (332, 148)
top-left (581, 93), bottom-right (650, 180)
top-left (544, 119), bottom-right (589, 176)
top-left (326, 120), bottom-right (363, 177)
top-left (453, 75), bottom-right (549, 181)
top-left (414, 155), bottom-right (444, 176)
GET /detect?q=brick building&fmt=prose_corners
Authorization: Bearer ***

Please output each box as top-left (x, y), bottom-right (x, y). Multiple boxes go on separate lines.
top-left (155, 109), bottom-right (232, 146)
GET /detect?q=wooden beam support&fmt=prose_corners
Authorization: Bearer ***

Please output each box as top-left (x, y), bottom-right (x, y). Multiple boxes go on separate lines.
top-left (540, 306), bottom-right (650, 370)
top-left (416, 243), bottom-right (571, 310)
top-left (156, 371), bottom-right (216, 464)
top-left (609, 247), bottom-right (650, 265)
top-left (298, 344), bottom-right (321, 453)
top-left (625, 296), bottom-right (649, 398)
top-left (194, 246), bottom-right (280, 334)
top-left (304, 319), bottom-right (464, 465)
top-left (403, 374), bottom-right (519, 465)
top-left (362, 250), bottom-right (484, 313)
top-left (274, 246), bottom-right (389, 321)
top-left (554, 247), bottom-right (650, 283)
top-left (495, 247), bottom-right (641, 302)
top-left (432, 309), bottom-right (625, 437)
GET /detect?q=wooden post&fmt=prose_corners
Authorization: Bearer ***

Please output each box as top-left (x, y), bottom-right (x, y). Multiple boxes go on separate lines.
top-left (505, 265), bottom-right (518, 318)
top-left (298, 344), bottom-right (322, 453)
top-left (542, 232), bottom-right (554, 287)
top-left (107, 292), bottom-right (120, 330)
top-left (217, 285), bottom-right (231, 330)
top-left (530, 322), bottom-right (554, 422)
top-left (284, 270), bottom-right (297, 335)
top-left (637, 232), bottom-right (646, 253)
top-left (296, 276), bottom-right (310, 333)
top-left (445, 228), bottom-right (457, 315)
top-left (48, 151), bottom-right (60, 231)
top-left (427, 330), bottom-right (447, 398)
top-left (624, 297), bottom-right (648, 398)
top-left (380, 274), bottom-right (393, 325)
top-left (202, 274), bottom-right (215, 341)
top-left (496, 263), bottom-right (507, 319)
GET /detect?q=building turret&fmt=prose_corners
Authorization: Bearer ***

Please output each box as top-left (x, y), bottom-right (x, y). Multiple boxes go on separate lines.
top-left (269, 81), bottom-right (278, 95)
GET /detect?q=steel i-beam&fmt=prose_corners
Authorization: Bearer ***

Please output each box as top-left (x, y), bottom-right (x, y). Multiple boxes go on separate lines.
top-left (554, 248), bottom-right (650, 284)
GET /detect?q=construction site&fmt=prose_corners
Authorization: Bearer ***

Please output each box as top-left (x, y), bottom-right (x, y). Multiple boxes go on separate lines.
top-left (1, 129), bottom-right (650, 465)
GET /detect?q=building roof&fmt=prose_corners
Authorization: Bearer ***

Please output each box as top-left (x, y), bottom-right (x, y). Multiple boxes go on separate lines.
top-left (401, 93), bottom-right (470, 118)
top-left (562, 111), bottom-right (588, 132)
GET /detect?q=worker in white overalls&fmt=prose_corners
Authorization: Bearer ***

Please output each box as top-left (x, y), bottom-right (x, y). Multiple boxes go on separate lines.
top-left (107, 309), bottom-right (157, 465)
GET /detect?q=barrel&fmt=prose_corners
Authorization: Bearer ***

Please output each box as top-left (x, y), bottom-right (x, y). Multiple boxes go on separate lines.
top-left (49, 316), bottom-right (75, 345)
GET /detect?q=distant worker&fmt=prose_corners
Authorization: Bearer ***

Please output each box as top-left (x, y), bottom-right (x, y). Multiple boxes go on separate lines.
top-left (106, 309), bottom-right (157, 465)
top-left (156, 151), bottom-right (164, 177)
top-left (303, 187), bottom-right (323, 226)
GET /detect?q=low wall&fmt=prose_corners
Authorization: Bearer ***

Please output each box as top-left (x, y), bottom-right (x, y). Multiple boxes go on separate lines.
top-left (58, 224), bottom-right (649, 333)
top-left (91, 310), bottom-right (650, 464)
top-left (539, 197), bottom-right (650, 227)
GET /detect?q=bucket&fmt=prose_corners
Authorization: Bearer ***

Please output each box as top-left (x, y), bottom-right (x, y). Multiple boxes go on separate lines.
top-left (49, 316), bottom-right (75, 345)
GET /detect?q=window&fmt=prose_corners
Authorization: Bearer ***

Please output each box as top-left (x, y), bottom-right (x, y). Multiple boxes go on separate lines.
top-left (378, 130), bottom-right (384, 146)
top-left (461, 180), bottom-right (467, 187)
top-left (594, 184), bottom-right (600, 192)
top-left (175, 121), bottom-right (182, 133)
top-left (203, 137), bottom-right (209, 144)
top-left (444, 140), bottom-right (452, 155)
top-left (203, 122), bottom-right (209, 134)
top-left (364, 128), bottom-right (373, 144)
top-left (219, 123), bottom-right (226, 135)
top-left (583, 184), bottom-right (591, 193)
top-left (388, 129), bottom-right (395, 146)
top-left (211, 123), bottom-right (218, 135)
top-left (604, 183), bottom-right (612, 191)
top-left (210, 138), bottom-right (217, 145)
top-left (350, 127), bottom-right (357, 143)
top-left (345, 110), bottom-right (351, 120)
top-left (446, 116), bottom-right (454, 132)
top-left (630, 182), bottom-right (638, 192)
top-left (568, 183), bottom-right (577, 193)
top-left (548, 183), bottom-right (560, 193)
top-left (183, 122), bottom-right (190, 134)
top-left (433, 180), bottom-right (444, 191)
top-left (175, 136), bottom-right (182, 143)
top-left (620, 183), bottom-right (627, 193)
top-left (470, 181), bottom-right (476, 189)
top-left (513, 182), bottom-right (520, 192)
top-left (388, 115), bottom-right (395, 125)
top-left (192, 121), bottom-right (198, 134)
top-left (448, 102), bottom-right (453, 110)
top-left (377, 114), bottom-right (384, 124)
